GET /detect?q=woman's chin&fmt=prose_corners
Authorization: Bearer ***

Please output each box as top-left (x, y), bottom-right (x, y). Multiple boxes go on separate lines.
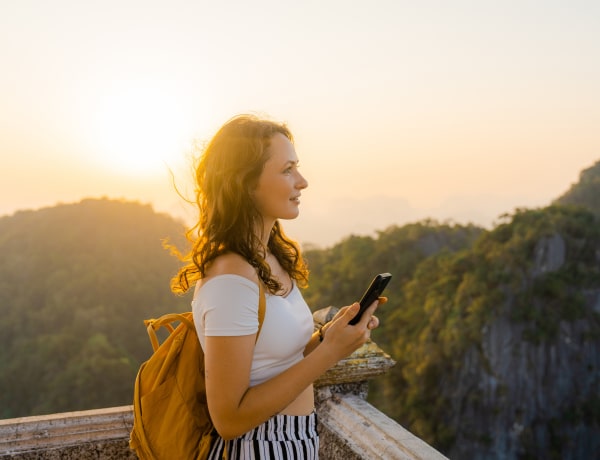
top-left (280, 210), bottom-right (301, 220)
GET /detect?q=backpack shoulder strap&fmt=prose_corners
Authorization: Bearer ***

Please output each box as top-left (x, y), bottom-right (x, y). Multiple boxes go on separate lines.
top-left (256, 281), bottom-right (266, 341)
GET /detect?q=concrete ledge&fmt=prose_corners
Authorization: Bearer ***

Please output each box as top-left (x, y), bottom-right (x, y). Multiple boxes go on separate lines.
top-left (0, 406), bottom-right (134, 458)
top-left (315, 340), bottom-right (396, 387)
top-left (318, 393), bottom-right (449, 460)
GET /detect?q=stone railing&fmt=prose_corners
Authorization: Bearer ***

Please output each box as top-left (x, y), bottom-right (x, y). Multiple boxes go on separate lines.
top-left (1, 310), bottom-right (448, 459)
top-left (0, 406), bottom-right (136, 460)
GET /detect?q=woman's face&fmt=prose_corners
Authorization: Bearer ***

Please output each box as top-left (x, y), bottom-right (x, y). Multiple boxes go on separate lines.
top-left (253, 133), bottom-right (308, 222)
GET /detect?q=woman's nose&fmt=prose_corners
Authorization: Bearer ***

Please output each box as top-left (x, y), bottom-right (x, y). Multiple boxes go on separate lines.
top-left (296, 172), bottom-right (308, 189)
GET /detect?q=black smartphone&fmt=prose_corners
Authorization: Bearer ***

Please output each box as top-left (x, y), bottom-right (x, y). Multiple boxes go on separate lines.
top-left (348, 273), bottom-right (392, 325)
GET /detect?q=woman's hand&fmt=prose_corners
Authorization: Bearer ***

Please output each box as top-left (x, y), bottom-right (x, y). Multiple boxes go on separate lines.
top-left (319, 296), bottom-right (385, 361)
top-left (325, 296), bottom-right (385, 333)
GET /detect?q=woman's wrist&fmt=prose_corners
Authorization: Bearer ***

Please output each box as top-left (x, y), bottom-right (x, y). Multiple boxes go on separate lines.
top-left (317, 322), bottom-right (329, 342)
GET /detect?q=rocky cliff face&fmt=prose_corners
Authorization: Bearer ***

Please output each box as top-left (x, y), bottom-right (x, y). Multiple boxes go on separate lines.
top-left (448, 232), bottom-right (600, 460)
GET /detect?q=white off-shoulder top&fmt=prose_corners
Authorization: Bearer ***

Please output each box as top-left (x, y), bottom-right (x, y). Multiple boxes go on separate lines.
top-left (192, 274), bottom-right (314, 387)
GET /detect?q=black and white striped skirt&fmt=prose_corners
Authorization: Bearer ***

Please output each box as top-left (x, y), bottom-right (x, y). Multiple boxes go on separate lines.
top-left (208, 412), bottom-right (319, 459)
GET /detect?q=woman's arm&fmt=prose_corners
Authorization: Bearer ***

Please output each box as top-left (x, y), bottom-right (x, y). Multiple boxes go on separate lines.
top-left (204, 301), bottom-right (377, 440)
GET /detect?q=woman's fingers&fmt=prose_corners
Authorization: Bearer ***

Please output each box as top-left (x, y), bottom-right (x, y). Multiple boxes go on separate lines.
top-left (367, 315), bottom-right (379, 330)
top-left (357, 299), bottom-right (379, 327)
top-left (342, 303), bottom-right (360, 321)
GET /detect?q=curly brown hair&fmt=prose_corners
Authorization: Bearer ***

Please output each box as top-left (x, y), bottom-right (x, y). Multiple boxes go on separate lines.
top-left (171, 114), bottom-right (309, 295)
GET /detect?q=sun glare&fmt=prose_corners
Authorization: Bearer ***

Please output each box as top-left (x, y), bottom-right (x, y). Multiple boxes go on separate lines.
top-left (85, 82), bottom-right (192, 176)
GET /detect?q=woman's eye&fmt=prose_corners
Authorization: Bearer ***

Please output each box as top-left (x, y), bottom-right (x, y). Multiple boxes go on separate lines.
top-left (283, 162), bottom-right (299, 175)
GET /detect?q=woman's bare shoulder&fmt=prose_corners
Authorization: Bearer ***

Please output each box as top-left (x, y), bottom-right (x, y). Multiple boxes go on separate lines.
top-left (203, 253), bottom-right (258, 283)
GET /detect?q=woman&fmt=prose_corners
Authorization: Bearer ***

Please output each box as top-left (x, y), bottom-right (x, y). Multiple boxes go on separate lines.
top-left (172, 114), bottom-right (381, 459)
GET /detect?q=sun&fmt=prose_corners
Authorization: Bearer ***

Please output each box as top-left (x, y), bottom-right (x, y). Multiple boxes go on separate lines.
top-left (85, 81), bottom-right (193, 176)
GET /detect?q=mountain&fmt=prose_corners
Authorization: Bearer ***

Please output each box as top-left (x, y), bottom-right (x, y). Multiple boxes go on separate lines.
top-left (300, 157), bottom-right (600, 459)
top-left (554, 159), bottom-right (600, 216)
top-left (386, 205), bottom-right (600, 460)
top-left (0, 198), bottom-right (191, 418)
top-left (302, 220), bottom-right (483, 346)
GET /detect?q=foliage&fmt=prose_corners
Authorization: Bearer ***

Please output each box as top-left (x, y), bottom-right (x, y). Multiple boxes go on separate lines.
top-left (0, 198), bottom-right (191, 418)
top-left (385, 206), bottom-right (600, 450)
top-left (303, 220), bottom-right (483, 428)
top-left (303, 219), bottom-right (482, 322)
top-left (554, 159), bottom-right (600, 217)
top-left (303, 204), bottom-right (600, 455)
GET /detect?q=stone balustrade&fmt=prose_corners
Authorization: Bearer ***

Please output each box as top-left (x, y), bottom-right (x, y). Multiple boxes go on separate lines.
top-left (0, 406), bottom-right (136, 459)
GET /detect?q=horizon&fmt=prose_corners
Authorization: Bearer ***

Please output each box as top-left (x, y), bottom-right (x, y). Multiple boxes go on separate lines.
top-left (1, 1), bottom-right (599, 247)
top-left (0, 158), bottom-right (590, 249)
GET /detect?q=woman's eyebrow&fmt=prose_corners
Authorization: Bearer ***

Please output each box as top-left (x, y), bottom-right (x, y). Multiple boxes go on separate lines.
top-left (282, 160), bottom-right (299, 167)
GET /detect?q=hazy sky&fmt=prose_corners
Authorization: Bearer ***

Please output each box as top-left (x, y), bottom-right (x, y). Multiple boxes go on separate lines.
top-left (1, 1), bottom-right (599, 247)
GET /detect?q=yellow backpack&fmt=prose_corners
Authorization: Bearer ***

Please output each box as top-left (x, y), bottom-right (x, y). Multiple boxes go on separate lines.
top-left (130, 283), bottom-right (266, 459)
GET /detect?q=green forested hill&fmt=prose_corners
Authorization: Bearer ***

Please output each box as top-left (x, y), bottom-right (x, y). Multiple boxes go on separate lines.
top-left (300, 160), bottom-right (600, 459)
top-left (554, 159), bottom-right (600, 216)
top-left (303, 205), bottom-right (600, 459)
top-left (302, 220), bottom-right (483, 348)
top-left (391, 206), bottom-right (598, 454)
top-left (0, 198), bottom-right (191, 418)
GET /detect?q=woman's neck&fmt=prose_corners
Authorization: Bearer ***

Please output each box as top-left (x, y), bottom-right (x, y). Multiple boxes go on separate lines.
top-left (258, 219), bottom-right (276, 248)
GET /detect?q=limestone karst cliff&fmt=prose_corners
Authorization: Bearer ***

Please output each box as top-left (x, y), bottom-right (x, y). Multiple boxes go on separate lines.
top-left (446, 220), bottom-right (600, 459)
